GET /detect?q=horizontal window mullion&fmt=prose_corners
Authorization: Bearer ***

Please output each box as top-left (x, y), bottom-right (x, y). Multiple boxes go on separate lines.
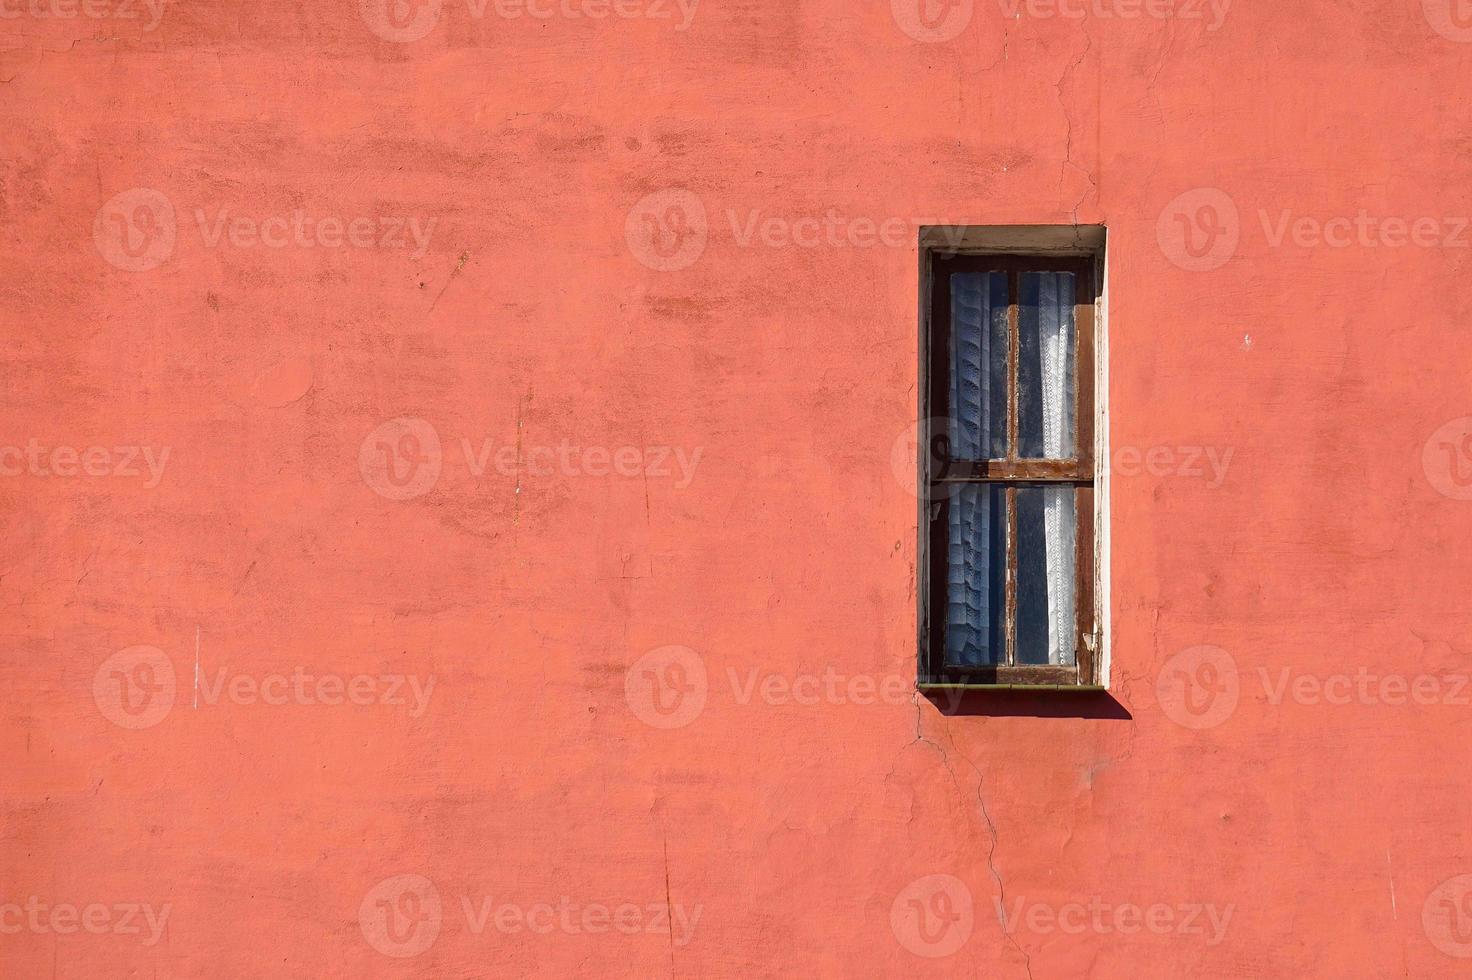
top-left (934, 477), bottom-right (1094, 486)
top-left (935, 460), bottom-right (1093, 482)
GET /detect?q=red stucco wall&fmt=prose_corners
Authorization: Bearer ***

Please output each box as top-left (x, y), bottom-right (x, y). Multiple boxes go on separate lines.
top-left (5, 0), bottom-right (1472, 976)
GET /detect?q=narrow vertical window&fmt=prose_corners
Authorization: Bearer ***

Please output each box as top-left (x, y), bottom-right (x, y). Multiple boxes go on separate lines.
top-left (922, 253), bottom-right (1099, 688)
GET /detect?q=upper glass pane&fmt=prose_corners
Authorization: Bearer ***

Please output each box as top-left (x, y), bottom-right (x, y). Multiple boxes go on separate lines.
top-left (949, 272), bottom-right (1008, 460)
top-left (1018, 271), bottom-right (1077, 460)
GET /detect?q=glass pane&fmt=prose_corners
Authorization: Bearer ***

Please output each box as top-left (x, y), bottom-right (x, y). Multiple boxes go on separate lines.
top-left (949, 272), bottom-right (1008, 460)
top-left (944, 485), bottom-right (1007, 667)
top-left (1018, 271), bottom-right (1077, 460)
top-left (1015, 487), bottom-right (1077, 666)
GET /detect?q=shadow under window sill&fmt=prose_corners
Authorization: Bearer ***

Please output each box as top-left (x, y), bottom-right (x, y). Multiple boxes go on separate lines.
top-left (919, 683), bottom-right (1131, 719)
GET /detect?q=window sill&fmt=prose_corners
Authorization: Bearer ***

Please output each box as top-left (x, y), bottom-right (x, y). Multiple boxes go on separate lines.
top-left (918, 682), bottom-right (1106, 693)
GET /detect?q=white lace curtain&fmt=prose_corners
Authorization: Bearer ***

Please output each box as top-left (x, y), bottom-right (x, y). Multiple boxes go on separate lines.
top-left (1035, 273), bottom-right (1077, 667)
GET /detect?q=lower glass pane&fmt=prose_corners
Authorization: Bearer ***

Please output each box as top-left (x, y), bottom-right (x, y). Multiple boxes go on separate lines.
top-left (944, 485), bottom-right (1007, 667)
top-left (1015, 486), bottom-right (1077, 666)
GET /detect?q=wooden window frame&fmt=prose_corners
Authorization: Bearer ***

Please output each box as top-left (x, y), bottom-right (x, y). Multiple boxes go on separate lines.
top-left (919, 252), bottom-right (1101, 690)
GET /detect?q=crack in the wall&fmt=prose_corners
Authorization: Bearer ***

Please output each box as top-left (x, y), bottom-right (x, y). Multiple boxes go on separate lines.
top-left (512, 388), bottom-right (529, 532)
top-left (903, 694), bottom-right (1035, 980)
top-left (1057, 25), bottom-right (1097, 224)
top-left (430, 251), bottom-right (470, 311)
top-left (1148, 16), bottom-right (1179, 93)
top-left (935, 711), bottom-right (1035, 980)
top-left (662, 835), bottom-right (677, 979)
top-left (977, 16), bottom-right (1013, 74)
top-left (68, 546), bottom-right (99, 608)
